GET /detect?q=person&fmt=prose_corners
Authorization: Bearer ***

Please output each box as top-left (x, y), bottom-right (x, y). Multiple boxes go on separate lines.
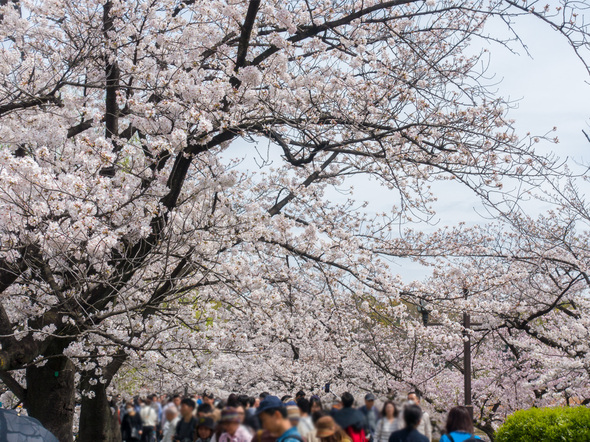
top-left (238, 395), bottom-right (251, 409)
top-left (213, 400), bottom-right (225, 422)
top-left (219, 407), bottom-right (253, 442)
top-left (199, 403), bottom-right (215, 418)
top-left (196, 417), bottom-right (217, 442)
top-left (252, 396), bottom-right (261, 409)
top-left (285, 402), bottom-right (301, 428)
top-left (245, 397), bottom-right (261, 431)
top-left (237, 404), bottom-right (255, 435)
top-left (315, 415), bottom-right (351, 442)
top-left (236, 405), bottom-right (247, 424)
top-left (374, 402), bottom-right (400, 442)
top-left (332, 392), bottom-right (367, 442)
top-left (256, 395), bottom-right (302, 442)
top-left (172, 395), bottom-right (182, 409)
top-left (113, 395), bottom-right (122, 425)
top-left (358, 394), bottom-right (379, 441)
top-left (163, 397), bottom-right (176, 412)
top-left (252, 428), bottom-right (278, 442)
top-left (150, 394), bottom-right (164, 431)
top-left (200, 396), bottom-right (221, 422)
top-left (212, 417), bottom-right (225, 442)
top-left (310, 396), bottom-right (323, 415)
top-left (120, 396), bottom-right (129, 421)
top-left (140, 397), bottom-right (159, 442)
top-left (281, 396), bottom-right (293, 403)
top-left (121, 402), bottom-right (143, 442)
top-left (306, 410), bottom-right (329, 442)
top-left (162, 406), bottom-right (181, 442)
top-left (296, 398), bottom-right (314, 437)
top-left (295, 391), bottom-right (306, 401)
top-left (228, 394), bottom-right (240, 408)
top-left (439, 407), bottom-right (480, 442)
top-left (174, 398), bottom-right (198, 442)
top-left (405, 393), bottom-right (431, 442)
top-left (110, 397), bottom-right (121, 431)
top-left (203, 392), bottom-right (216, 407)
top-left (388, 405), bottom-right (427, 442)
top-left (330, 400), bottom-right (343, 413)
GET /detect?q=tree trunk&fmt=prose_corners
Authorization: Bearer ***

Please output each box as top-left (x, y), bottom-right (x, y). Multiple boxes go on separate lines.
top-left (78, 376), bottom-right (121, 442)
top-left (25, 355), bottom-right (75, 442)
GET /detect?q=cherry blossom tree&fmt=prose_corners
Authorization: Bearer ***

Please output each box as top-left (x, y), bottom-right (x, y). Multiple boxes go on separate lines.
top-left (0, 0), bottom-right (589, 440)
top-left (407, 211), bottom-right (590, 436)
top-left (187, 210), bottom-right (590, 441)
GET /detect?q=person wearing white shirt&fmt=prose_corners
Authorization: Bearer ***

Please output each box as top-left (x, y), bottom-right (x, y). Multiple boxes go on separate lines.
top-left (140, 398), bottom-right (159, 442)
top-left (375, 401), bottom-right (401, 442)
top-left (162, 406), bottom-right (181, 442)
top-left (296, 398), bottom-right (315, 438)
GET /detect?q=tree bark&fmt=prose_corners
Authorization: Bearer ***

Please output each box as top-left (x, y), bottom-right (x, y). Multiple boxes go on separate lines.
top-left (78, 377), bottom-right (121, 442)
top-left (25, 355), bottom-right (75, 442)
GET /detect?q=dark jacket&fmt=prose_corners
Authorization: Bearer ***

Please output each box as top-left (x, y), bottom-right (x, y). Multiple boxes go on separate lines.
top-left (121, 412), bottom-right (143, 441)
top-left (388, 428), bottom-right (428, 442)
top-left (359, 405), bottom-right (380, 438)
top-left (244, 408), bottom-right (261, 431)
top-left (175, 417), bottom-right (198, 442)
top-left (333, 407), bottom-right (368, 432)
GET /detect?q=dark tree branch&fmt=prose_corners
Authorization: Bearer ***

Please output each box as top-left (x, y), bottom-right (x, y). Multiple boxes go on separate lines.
top-left (251, 0), bottom-right (422, 66)
top-left (67, 119), bottom-right (94, 138)
top-left (0, 371), bottom-right (25, 401)
top-left (268, 151), bottom-right (339, 216)
top-left (103, 1), bottom-right (119, 142)
top-left (0, 94), bottom-right (61, 117)
top-left (230, 0), bottom-right (261, 88)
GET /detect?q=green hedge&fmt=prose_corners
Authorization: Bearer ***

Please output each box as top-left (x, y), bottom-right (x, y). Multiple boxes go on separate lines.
top-left (495, 406), bottom-right (590, 442)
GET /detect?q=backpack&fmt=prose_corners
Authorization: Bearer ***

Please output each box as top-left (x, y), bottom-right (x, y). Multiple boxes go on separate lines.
top-left (447, 433), bottom-right (479, 442)
top-left (346, 426), bottom-right (367, 442)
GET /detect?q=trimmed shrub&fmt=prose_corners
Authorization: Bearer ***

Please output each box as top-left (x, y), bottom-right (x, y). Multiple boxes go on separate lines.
top-left (495, 406), bottom-right (590, 442)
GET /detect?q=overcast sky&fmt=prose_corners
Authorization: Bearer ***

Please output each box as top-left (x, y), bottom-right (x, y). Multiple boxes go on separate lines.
top-left (224, 12), bottom-right (590, 283)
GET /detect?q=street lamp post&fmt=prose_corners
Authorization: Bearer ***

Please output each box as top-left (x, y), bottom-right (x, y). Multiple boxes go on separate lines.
top-left (416, 291), bottom-right (474, 420)
top-left (462, 287), bottom-right (473, 420)
top-left (463, 310), bottom-right (473, 420)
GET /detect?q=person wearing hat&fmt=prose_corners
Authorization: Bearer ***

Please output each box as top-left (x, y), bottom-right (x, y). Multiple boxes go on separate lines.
top-left (358, 394), bottom-right (379, 441)
top-left (256, 395), bottom-right (303, 442)
top-left (219, 407), bottom-right (253, 442)
top-left (195, 417), bottom-right (216, 442)
top-left (315, 416), bottom-right (351, 442)
top-left (285, 402), bottom-right (301, 428)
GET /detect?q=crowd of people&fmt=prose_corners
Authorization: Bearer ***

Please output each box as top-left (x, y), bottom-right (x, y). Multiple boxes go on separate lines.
top-left (116, 391), bottom-right (481, 442)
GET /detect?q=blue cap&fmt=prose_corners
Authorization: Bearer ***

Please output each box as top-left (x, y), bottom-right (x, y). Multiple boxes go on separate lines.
top-left (256, 395), bottom-right (285, 415)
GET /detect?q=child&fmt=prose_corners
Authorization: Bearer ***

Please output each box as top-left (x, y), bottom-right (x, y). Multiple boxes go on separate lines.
top-left (219, 407), bottom-right (253, 442)
top-left (196, 417), bottom-right (216, 442)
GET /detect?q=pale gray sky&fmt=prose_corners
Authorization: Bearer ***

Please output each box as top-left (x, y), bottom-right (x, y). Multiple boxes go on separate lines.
top-left (224, 13), bottom-right (590, 283)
